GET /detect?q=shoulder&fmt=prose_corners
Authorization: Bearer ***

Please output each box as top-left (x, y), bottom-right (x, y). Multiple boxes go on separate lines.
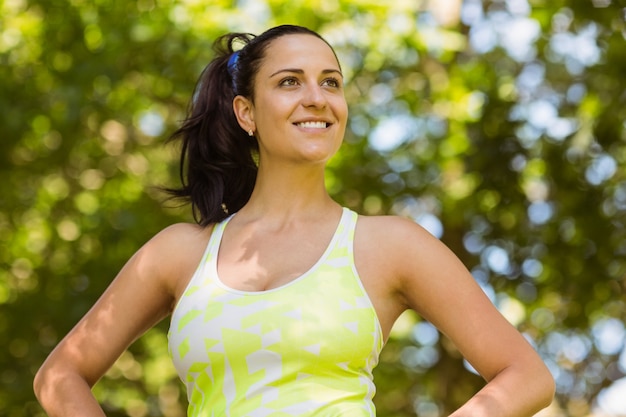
top-left (351, 213), bottom-right (452, 330)
top-left (354, 214), bottom-right (440, 281)
top-left (140, 222), bottom-right (211, 258)
top-left (133, 222), bottom-right (214, 293)
top-left (355, 214), bottom-right (439, 255)
top-left (150, 222), bottom-right (211, 247)
top-left (354, 213), bottom-right (463, 303)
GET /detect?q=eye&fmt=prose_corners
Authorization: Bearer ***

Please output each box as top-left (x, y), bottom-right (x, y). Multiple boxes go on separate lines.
top-left (279, 77), bottom-right (299, 87)
top-left (322, 77), bottom-right (341, 88)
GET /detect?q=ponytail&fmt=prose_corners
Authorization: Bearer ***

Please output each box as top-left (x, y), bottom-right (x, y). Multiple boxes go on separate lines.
top-left (166, 33), bottom-right (258, 226)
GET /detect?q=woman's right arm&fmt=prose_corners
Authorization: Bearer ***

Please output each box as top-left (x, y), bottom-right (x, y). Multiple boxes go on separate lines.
top-left (33, 223), bottom-right (210, 416)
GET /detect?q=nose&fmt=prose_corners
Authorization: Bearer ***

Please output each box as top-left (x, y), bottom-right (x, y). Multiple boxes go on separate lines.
top-left (302, 83), bottom-right (327, 108)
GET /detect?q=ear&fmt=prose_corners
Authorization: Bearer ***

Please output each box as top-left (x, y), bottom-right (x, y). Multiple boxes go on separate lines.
top-left (233, 95), bottom-right (256, 134)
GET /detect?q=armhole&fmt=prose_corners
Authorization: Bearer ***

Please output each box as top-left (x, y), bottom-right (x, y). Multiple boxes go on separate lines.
top-left (349, 211), bottom-right (385, 351)
top-left (169, 222), bottom-right (219, 318)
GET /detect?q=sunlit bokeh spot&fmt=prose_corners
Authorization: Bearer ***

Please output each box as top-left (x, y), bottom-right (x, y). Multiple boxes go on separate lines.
top-left (592, 318), bottom-right (625, 356)
top-left (482, 245), bottom-right (512, 275)
top-left (596, 377), bottom-right (626, 416)
top-left (585, 153), bottom-right (617, 185)
top-left (138, 111), bottom-right (165, 137)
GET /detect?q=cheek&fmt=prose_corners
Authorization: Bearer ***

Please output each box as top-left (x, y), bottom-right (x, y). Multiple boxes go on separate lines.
top-left (334, 99), bottom-right (349, 123)
top-left (260, 96), bottom-right (293, 120)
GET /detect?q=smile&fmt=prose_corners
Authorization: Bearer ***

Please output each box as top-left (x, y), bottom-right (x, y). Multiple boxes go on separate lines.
top-left (296, 121), bottom-right (329, 129)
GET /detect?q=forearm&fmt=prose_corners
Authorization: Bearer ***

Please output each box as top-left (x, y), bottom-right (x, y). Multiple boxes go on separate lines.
top-left (34, 370), bottom-right (106, 417)
top-left (448, 364), bottom-right (555, 417)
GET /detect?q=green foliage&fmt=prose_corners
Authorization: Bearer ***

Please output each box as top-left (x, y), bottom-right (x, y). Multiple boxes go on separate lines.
top-left (1, 1), bottom-right (624, 416)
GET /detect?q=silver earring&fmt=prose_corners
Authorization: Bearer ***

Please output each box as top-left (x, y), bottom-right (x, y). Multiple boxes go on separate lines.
top-left (248, 129), bottom-right (254, 136)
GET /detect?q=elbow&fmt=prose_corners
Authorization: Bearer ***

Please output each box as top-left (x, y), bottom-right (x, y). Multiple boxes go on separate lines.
top-left (542, 368), bottom-right (557, 408)
top-left (533, 361), bottom-right (556, 411)
top-left (33, 362), bottom-right (52, 405)
top-left (33, 365), bottom-right (46, 404)
top-left (33, 360), bottom-right (65, 407)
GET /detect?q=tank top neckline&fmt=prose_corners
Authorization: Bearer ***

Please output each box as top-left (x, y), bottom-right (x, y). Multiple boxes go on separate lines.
top-left (209, 207), bottom-right (353, 296)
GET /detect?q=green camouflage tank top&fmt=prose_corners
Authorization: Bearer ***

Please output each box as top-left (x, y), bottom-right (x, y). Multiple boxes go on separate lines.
top-left (168, 208), bottom-right (383, 416)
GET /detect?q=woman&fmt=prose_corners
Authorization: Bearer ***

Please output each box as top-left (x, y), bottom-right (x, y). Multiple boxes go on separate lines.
top-left (34, 25), bottom-right (555, 416)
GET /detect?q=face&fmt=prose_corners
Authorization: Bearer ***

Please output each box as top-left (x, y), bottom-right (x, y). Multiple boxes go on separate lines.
top-left (234, 34), bottom-right (348, 166)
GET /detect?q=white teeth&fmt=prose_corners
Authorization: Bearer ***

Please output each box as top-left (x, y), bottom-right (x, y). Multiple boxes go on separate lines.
top-left (297, 121), bottom-right (327, 129)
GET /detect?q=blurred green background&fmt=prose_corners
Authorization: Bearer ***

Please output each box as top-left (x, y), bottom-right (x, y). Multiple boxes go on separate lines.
top-left (1, 0), bottom-right (625, 416)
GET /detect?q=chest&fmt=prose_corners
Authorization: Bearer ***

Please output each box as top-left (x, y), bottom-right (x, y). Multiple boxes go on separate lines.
top-left (168, 261), bottom-right (383, 385)
top-left (216, 223), bottom-right (338, 292)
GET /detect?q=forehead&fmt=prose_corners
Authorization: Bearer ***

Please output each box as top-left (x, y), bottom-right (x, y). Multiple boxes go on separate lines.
top-left (259, 34), bottom-right (340, 74)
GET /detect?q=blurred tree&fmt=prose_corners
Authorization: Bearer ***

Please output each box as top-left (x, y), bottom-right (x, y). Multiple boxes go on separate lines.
top-left (1, 1), bottom-right (624, 416)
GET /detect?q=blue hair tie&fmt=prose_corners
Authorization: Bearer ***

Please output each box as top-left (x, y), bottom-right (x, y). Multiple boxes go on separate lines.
top-left (227, 51), bottom-right (240, 93)
top-left (227, 51), bottom-right (239, 76)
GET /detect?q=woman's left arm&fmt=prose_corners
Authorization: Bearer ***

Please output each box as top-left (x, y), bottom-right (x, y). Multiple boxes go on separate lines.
top-left (384, 217), bottom-right (555, 417)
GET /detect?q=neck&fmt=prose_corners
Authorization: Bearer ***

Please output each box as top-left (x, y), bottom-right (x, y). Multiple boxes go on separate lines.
top-left (238, 161), bottom-right (339, 221)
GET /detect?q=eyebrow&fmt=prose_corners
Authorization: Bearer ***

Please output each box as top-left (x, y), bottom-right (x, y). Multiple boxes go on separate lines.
top-left (269, 68), bottom-right (343, 78)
